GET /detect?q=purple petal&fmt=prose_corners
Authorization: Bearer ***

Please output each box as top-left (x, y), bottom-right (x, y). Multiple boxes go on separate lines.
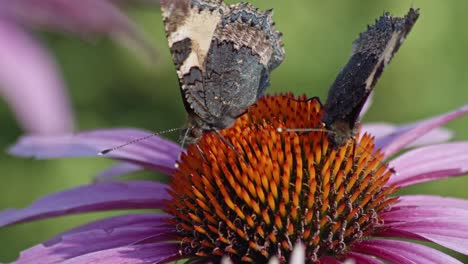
top-left (359, 92), bottom-right (373, 119)
top-left (60, 243), bottom-right (180, 264)
top-left (17, 226), bottom-right (176, 263)
top-left (0, 181), bottom-right (170, 227)
top-left (345, 252), bottom-right (385, 264)
top-left (0, 19), bottom-right (74, 133)
top-left (46, 213), bottom-right (172, 243)
top-left (361, 123), bottom-right (396, 138)
top-left (111, 0), bottom-right (160, 6)
top-left (387, 142), bottom-right (468, 187)
top-left (382, 207), bottom-right (468, 223)
top-left (353, 239), bottom-right (462, 264)
top-left (15, 214), bottom-right (175, 264)
top-left (9, 128), bottom-right (181, 175)
top-left (362, 123), bottom-right (452, 148)
top-left (406, 127), bottom-right (452, 147)
top-left (94, 162), bottom-right (143, 182)
top-left (1, 0), bottom-right (156, 59)
top-left (378, 220), bottom-right (468, 255)
top-left (376, 104), bottom-right (468, 158)
top-left (319, 256), bottom-right (342, 264)
top-left (395, 195), bottom-right (468, 210)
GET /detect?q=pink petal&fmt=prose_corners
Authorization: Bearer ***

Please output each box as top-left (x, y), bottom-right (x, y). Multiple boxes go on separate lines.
top-left (0, 181), bottom-right (169, 227)
top-left (319, 256), bottom-right (342, 264)
top-left (376, 104), bottom-right (468, 158)
top-left (395, 195), bottom-right (468, 210)
top-left (111, 0), bottom-right (160, 6)
top-left (361, 123), bottom-right (396, 138)
top-left (362, 123), bottom-right (452, 148)
top-left (16, 214), bottom-right (174, 263)
top-left (378, 220), bottom-right (468, 255)
top-left (405, 127), bottom-right (452, 147)
top-left (353, 239), bottom-right (462, 264)
top-left (16, 220), bottom-right (174, 264)
top-left (387, 142), bottom-right (468, 187)
top-left (9, 128), bottom-right (181, 175)
top-left (94, 162), bottom-right (143, 182)
top-left (0, 19), bottom-right (74, 133)
top-left (2, 0), bottom-right (156, 59)
top-left (345, 252), bottom-right (385, 264)
top-left (46, 213), bottom-right (172, 243)
top-left (320, 256), bottom-right (342, 264)
top-left (359, 92), bottom-right (373, 119)
top-left (60, 243), bottom-right (180, 264)
top-left (382, 207), bottom-right (468, 223)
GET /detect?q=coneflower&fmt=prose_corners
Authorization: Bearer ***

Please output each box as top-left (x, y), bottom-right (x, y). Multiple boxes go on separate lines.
top-left (2, 94), bottom-right (467, 263)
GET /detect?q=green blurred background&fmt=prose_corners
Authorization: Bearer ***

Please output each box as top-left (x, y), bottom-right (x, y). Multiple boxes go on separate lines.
top-left (1, 0), bottom-right (467, 262)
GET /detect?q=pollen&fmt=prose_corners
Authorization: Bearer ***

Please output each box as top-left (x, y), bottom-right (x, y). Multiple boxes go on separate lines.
top-left (166, 94), bottom-right (398, 263)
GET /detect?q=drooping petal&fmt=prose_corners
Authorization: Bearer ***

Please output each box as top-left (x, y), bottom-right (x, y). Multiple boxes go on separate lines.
top-left (1, 0), bottom-right (156, 59)
top-left (94, 162), bottom-right (143, 182)
top-left (378, 220), bottom-right (468, 255)
top-left (382, 207), bottom-right (468, 223)
top-left (46, 213), bottom-right (172, 243)
top-left (345, 252), bottom-right (385, 264)
top-left (376, 104), bottom-right (468, 158)
top-left (0, 19), bottom-right (74, 133)
top-left (361, 123), bottom-right (395, 138)
top-left (9, 128), bottom-right (181, 174)
top-left (15, 215), bottom-right (175, 264)
top-left (111, 0), bottom-right (160, 7)
top-left (358, 92), bottom-right (373, 119)
top-left (362, 123), bottom-right (452, 148)
top-left (319, 256), bottom-right (343, 264)
top-left (352, 239), bottom-right (462, 264)
top-left (60, 243), bottom-right (180, 264)
top-left (387, 142), bottom-right (468, 187)
top-left (0, 181), bottom-right (169, 227)
top-left (395, 195), bottom-right (468, 210)
top-left (17, 224), bottom-right (174, 264)
top-left (320, 256), bottom-right (343, 264)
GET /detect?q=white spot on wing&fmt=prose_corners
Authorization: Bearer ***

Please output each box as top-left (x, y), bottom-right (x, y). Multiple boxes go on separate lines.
top-left (364, 32), bottom-right (400, 90)
top-left (167, 7), bottom-right (222, 74)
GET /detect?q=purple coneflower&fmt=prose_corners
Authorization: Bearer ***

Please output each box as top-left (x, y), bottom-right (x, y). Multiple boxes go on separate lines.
top-left (1, 94), bottom-right (468, 263)
top-left (0, 0), bottom-right (156, 134)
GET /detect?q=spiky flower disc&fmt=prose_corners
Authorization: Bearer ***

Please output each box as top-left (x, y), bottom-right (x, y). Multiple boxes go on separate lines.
top-left (166, 94), bottom-right (398, 263)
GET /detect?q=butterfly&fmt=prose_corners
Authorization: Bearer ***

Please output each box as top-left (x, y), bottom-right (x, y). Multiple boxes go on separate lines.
top-left (160, 0), bottom-right (285, 144)
top-left (323, 8), bottom-right (420, 147)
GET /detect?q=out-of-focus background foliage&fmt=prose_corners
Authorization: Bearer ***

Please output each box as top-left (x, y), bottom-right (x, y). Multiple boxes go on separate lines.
top-left (1, 0), bottom-right (467, 262)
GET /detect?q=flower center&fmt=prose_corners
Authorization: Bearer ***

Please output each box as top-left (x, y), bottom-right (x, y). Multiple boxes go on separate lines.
top-left (166, 94), bottom-right (398, 263)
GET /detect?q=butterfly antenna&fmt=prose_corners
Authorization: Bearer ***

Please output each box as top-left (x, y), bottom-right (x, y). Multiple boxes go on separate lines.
top-left (175, 127), bottom-right (192, 167)
top-left (99, 127), bottom-right (183, 156)
top-left (276, 126), bottom-right (396, 174)
top-left (213, 129), bottom-right (243, 158)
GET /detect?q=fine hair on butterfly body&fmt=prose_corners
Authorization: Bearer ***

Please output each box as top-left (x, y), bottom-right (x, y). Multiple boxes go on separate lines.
top-left (160, 0), bottom-right (285, 145)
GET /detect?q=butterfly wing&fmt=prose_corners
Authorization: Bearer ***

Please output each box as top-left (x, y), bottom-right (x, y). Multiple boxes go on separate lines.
top-left (323, 8), bottom-right (420, 146)
top-left (161, 0), bottom-right (284, 130)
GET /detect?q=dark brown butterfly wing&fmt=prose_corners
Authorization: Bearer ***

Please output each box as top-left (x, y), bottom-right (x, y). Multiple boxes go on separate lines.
top-left (161, 0), bottom-right (285, 144)
top-left (323, 8), bottom-right (420, 147)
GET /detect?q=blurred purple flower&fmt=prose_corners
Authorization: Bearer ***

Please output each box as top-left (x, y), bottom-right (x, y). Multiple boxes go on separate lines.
top-left (1, 95), bottom-right (467, 263)
top-left (0, 0), bottom-right (156, 134)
